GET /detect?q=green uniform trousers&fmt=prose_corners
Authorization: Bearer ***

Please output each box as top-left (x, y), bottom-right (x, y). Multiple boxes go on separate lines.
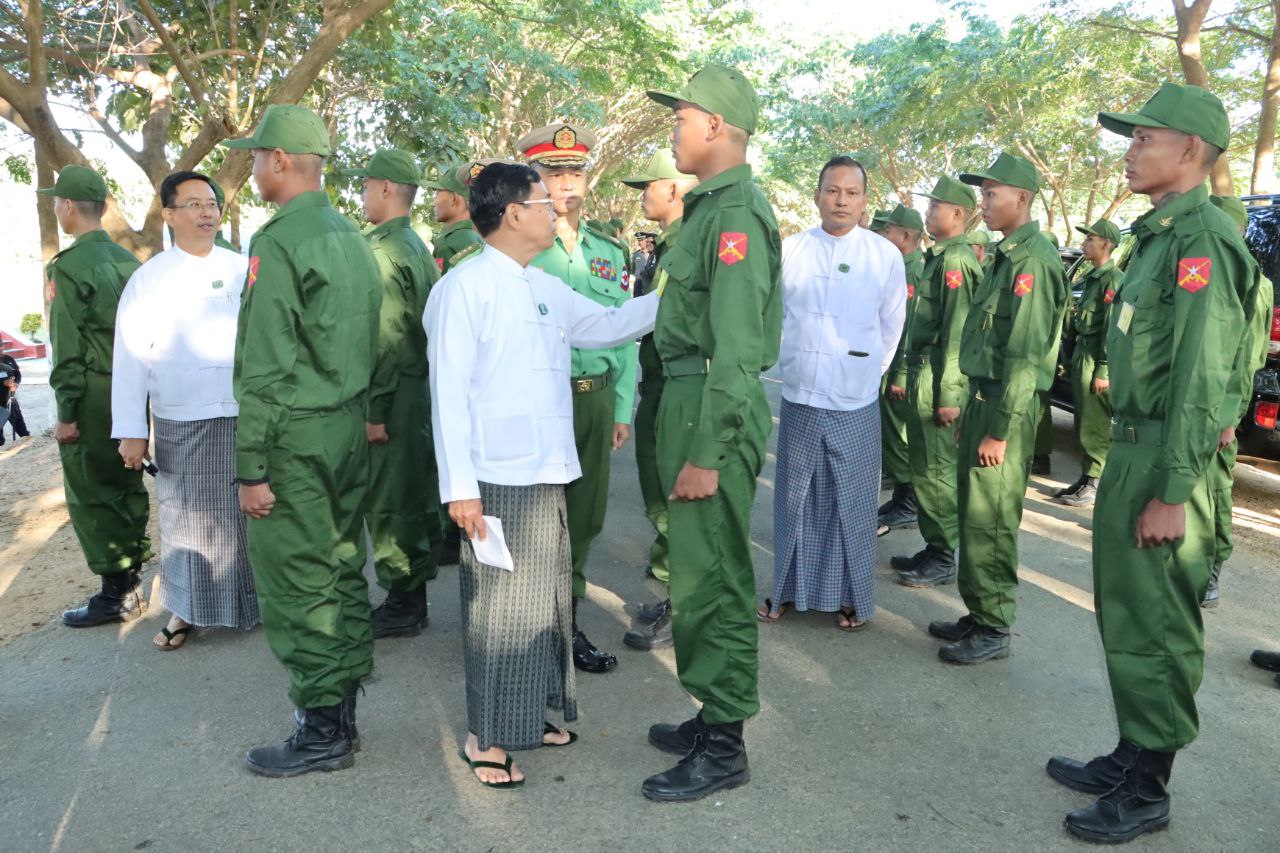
top-left (1070, 350), bottom-right (1113, 479)
top-left (367, 375), bottom-right (441, 594)
top-left (1034, 389), bottom-right (1053, 458)
top-left (248, 401), bottom-right (373, 709)
top-left (634, 337), bottom-right (669, 584)
top-left (957, 384), bottom-right (1039, 629)
top-left (58, 372), bottom-right (151, 575)
top-left (880, 373), bottom-right (912, 486)
top-left (906, 360), bottom-right (960, 551)
top-left (567, 380), bottom-right (613, 599)
top-left (658, 374), bottom-right (767, 725)
top-left (1094, 435), bottom-right (1214, 751)
top-left (1212, 441), bottom-right (1236, 566)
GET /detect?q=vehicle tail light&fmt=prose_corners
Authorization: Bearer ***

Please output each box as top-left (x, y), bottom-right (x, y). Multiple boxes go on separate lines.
top-left (1271, 306), bottom-right (1280, 355)
top-left (1257, 400), bottom-right (1279, 430)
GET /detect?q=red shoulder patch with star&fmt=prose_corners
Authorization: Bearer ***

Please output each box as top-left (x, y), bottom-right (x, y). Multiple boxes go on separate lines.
top-left (945, 269), bottom-right (962, 290)
top-left (1177, 257), bottom-right (1211, 293)
top-left (1103, 289), bottom-right (1115, 304)
top-left (247, 256), bottom-right (259, 288)
top-left (45, 278), bottom-right (56, 302)
top-left (906, 283), bottom-right (916, 299)
top-left (717, 232), bottom-right (747, 266)
top-left (1013, 273), bottom-right (1034, 297)
top-left (436, 257), bottom-right (444, 273)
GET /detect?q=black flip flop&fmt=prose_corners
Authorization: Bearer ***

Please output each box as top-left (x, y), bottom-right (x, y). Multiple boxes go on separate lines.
top-left (458, 749), bottom-right (525, 788)
top-left (542, 721), bottom-right (578, 748)
top-left (155, 625), bottom-right (192, 650)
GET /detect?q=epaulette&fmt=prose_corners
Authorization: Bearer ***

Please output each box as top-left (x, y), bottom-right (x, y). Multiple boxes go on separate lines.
top-left (583, 223), bottom-right (628, 256)
top-left (449, 242), bottom-right (482, 267)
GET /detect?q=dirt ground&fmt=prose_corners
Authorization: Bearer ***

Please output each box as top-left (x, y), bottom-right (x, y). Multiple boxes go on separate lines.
top-left (1, 428), bottom-right (1277, 646)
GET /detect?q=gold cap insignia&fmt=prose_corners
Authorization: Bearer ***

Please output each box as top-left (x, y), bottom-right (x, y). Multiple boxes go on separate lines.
top-left (469, 163), bottom-right (484, 180)
top-left (553, 126), bottom-right (577, 150)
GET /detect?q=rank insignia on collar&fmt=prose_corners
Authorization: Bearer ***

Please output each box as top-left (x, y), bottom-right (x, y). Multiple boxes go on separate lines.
top-left (1013, 273), bottom-right (1034, 296)
top-left (945, 270), bottom-right (962, 290)
top-left (247, 256), bottom-right (259, 288)
top-left (1160, 217), bottom-right (1174, 228)
top-left (589, 257), bottom-right (618, 281)
top-left (1177, 257), bottom-right (1211, 293)
top-left (1005, 242), bottom-right (1017, 251)
top-left (718, 232), bottom-right (747, 266)
top-left (1103, 289), bottom-right (1115, 304)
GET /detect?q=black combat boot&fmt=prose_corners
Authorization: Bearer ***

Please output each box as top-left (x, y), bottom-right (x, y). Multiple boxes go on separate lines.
top-left (1057, 477), bottom-right (1098, 507)
top-left (1052, 475), bottom-right (1088, 499)
top-left (1031, 454), bottom-right (1052, 475)
top-left (939, 623), bottom-right (1010, 664)
top-left (1249, 649), bottom-right (1280, 671)
top-left (877, 482), bottom-right (910, 516)
top-left (371, 586), bottom-right (428, 638)
top-left (572, 598), bottom-right (617, 673)
top-left (1201, 563), bottom-right (1222, 608)
top-left (642, 720), bottom-right (750, 802)
top-left (293, 683), bottom-right (362, 752)
top-left (895, 547), bottom-right (957, 588)
top-left (876, 485), bottom-right (918, 535)
top-left (1063, 748), bottom-right (1174, 843)
top-left (890, 548), bottom-right (928, 572)
top-left (927, 613), bottom-right (975, 641)
top-left (648, 711), bottom-right (705, 754)
top-left (246, 704), bottom-right (353, 777)
top-left (624, 598), bottom-right (673, 651)
top-left (61, 567), bottom-right (146, 627)
top-left (1046, 739), bottom-right (1140, 794)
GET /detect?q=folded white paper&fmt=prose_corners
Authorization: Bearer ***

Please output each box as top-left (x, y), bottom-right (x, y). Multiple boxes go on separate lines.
top-left (470, 515), bottom-right (515, 571)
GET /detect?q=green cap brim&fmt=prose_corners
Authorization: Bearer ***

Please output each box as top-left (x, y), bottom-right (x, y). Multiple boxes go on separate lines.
top-left (340, 168), bottom-right (370, 178)
top-left (646, 90), bottom-right (682, 111)
top-left (620, 174), bottom-right (657, 189)
top-left (1074, 225), bottom-right (1094, 237)
top-left (35, 187), bottom-right (55, 196)
top-left (223, 137), bottom-right (259, 150)
top-left (1098, 111), bottom-right (1171, 139)
top-left (419, 180), bottom-right (446, 191)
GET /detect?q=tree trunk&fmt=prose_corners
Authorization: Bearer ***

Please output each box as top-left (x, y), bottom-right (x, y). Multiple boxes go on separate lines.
top-left (1173, 0), bottom-right (1234, 193)
top-left (1252, 1), bottom-right (1280, 194)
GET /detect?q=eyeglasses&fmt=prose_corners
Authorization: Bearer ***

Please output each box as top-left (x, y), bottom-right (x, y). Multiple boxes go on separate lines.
top-left (168, 201), bottom-right (222, 213)
top-left (516, 198), bottom-right (556, 208)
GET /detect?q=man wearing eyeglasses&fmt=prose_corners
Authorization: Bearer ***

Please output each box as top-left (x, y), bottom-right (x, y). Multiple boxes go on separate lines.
top-left (39, 165), bottom-right (152, 630)
top-left (111, 169), bottom-right (257, 650)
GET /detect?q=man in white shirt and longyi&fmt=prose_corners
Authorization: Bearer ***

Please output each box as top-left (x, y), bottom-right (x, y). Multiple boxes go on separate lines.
top-left (425, 162), bottom-right (657, 788)
top-left (759, 155), bottom-right (906, 631)
top-left (112, 170), bottom-right (259, 651)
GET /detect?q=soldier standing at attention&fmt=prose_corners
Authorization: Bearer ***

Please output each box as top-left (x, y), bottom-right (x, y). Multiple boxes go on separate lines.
top-left (226, 105), bottom-right (382, 777)
top-left (344, 148), bottom-right (442, 638)
top-left (1048, 83), bottom-right (1257, 844)
top-left (618, 149), bottom-right (697, 652)
top-left (423, 159), bottom-right (486, 276)
top-left (640, 64), bottom-right (782, 802)
top-left (968, 230), bottom-right (992, 271)
top-left (41, 166), bottom-right (151, 629)
top-left (893, 176), bottom-right (983, 587)
top-left (519, 123), bottom-right (634, 674)
top-left (1053, 218), bottom-right (1122, 508)
top-left (925, 152), bottom-right (1067, 665)
top-left (876, 203), bottom-right (925, 535)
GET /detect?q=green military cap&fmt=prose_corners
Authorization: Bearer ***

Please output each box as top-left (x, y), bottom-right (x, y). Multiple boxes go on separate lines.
top-left (647, 64), bottom-right (760, 136)
top-left (966, 230), bottom-right (992, 246)
top-left (341, 148), bottom-right (420, 185)
top-left (608, 217), bottom-right (624, 234)
top-left (921, 175), bottom-right (976, 209)
top-left (207, 177), bottom-right (226, 207)
top-left (621, 149), bottom-right (696, 189)
top-left (420, 161), bottom-right (469, 196)
top-left (1075, 217), bottom-right (1122, 245)
top-left (884, 203), bottom-right (923, 232)
top-left (869, 208), bottom-right (890, 231)
top-left (36, 165), bottom-right (107, 202)
top-left (1098, 82), bottom-right (1230, 150)
top-left (224, 104), bottom-right (331, 155)
top-left (586, 218), bottom-right (605, 231)
top-left (1210, 194), bottom-right (1248, 228)
top-left (1045, 231), bottom-right (1060, 248)
top-left (960, 151), bottom-right (1041, 194)
top-left (517, 123), bottom-right (598, 169)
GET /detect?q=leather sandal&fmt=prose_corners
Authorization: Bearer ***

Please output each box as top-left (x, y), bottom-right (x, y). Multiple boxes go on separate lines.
top-left (756, 598), bottom-right (792, 622)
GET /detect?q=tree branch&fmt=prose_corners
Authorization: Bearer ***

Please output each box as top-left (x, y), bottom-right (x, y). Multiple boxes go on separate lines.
top-left (135, 0), bottom-right (209, 107)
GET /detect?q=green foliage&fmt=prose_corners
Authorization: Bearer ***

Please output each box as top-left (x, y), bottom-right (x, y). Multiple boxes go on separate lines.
top-left (4, 155), bottom-right (32, 184)
top-left (19, 313), bottom-right (42, 337)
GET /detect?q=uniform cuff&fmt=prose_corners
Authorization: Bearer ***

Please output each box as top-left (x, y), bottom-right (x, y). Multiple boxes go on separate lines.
top-left (1093, 363), bottom-right (1109, 381)
top-left (57, 398), bottom-right (80, 423)
top-left (938, 386), bottom-right (966, 409)
top-left (1158, 471), bottom-right (1197, 505)
top-left (689, 435), bottom-right (731, 470)
top-left (987, 410), bottom-right (1012, 441)
top-left (236, 451), bottom-right (269, 483)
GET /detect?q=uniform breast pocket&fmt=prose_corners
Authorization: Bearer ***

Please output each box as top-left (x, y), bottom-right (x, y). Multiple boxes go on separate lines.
top-left (1126, 278), bottom-right (1171, 356)
top-left (586, 266), bottom-right (624, 303)
top-left (659, 245), bottom-right (701, 294)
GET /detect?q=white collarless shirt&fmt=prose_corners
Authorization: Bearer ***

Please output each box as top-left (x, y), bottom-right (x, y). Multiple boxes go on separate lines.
top-left (778, 225), bottom-right (907, 411)
top-left (111, 245), bottom-right (247, 438)
top-left (426, 244), bottom-right (658, 503)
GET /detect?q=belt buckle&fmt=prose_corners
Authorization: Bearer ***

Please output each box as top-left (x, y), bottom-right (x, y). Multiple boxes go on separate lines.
top-left (575, 378), bottom-right (593, 393)
top-left (974, 391), bottom-right (985, 402)
top-left (1126, 426), bottom-right (1137, 443)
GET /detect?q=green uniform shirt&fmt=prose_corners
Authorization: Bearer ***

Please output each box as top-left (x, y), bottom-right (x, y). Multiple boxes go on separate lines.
top-left (888, 248), bottom-right (926, 387)
top-left (653, 163), bottom-right (782, 469)
top-left (46, 230), bottom-right (141, 423)
top-left (1070, 259), bottom-right (1122, 381)
top-left (639, 218), bottom-right (685, 384)
top-left (366, 215), bottom-right (439, 425)
top-left (959, 220), bottom-right (1068, 440)
top-left (532, 223), bottom-right (637, 424)
top-left (233, 191), bottom-right (381, 482)
top-left (432, 219), bottom-right (483, 274)
top-left (215, 233), bottom-right (237, 253)
top-left (1105, 184), bottom-right (1258, 504)
top-left (909, 234), bottom-right (983, 408)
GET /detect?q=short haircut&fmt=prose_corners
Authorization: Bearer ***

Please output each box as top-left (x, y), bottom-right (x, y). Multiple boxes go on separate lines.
top-left (160, 170), bottom-right (213, 209)
top-left (284, 152), bottom-right (325, 176)
top-left (71, 199), bottom-right (106, 218)
top-left (1201, 140), bottom-right (1222, 168)
top-left (818, 156), bottom-right (868, 193)
top-left (469, 162), bottom-right (540, 237)
top-left (392, 181), bottom-right (418, 207)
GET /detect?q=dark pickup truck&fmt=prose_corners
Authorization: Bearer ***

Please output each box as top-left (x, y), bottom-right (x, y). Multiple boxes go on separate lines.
top-left (1049, 195), bottom-right (1280, 459)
